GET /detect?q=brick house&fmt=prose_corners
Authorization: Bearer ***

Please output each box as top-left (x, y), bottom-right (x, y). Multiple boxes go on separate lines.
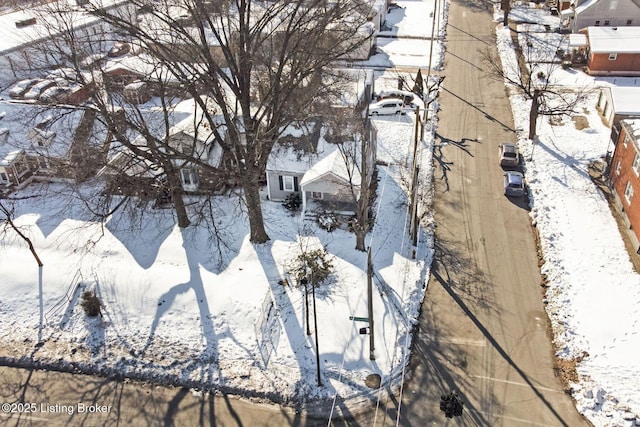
top-left (581, 26), bottom-right (640, 76)
top-left (608, 119), bottom-right (640, 252)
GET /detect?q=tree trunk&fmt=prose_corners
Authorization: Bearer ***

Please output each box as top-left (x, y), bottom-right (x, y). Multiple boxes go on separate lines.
top-left (166, 171), bottom-right (190, 228)
top-left (529, 90), bottom-right (541, 140)
top-left (501, 0), bottom-right (510, 27)
top-left (244, 176), bottom-right (270, 243)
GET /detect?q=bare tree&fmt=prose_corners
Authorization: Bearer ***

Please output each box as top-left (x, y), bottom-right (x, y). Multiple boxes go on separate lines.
top-left (0, 199), bottom-right (43, 266)
top-left (77, 0), bottom-right (375, 243)
top-left (481, 32), bottom-right (591, 140)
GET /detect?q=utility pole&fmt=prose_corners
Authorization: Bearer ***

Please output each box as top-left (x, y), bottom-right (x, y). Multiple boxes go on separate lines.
top-left (301, 278), bottom-right (311, 335)
top-left (367, 247), bottom-right (375, 360)
top-left (311, 273), bottom-right (322, 386)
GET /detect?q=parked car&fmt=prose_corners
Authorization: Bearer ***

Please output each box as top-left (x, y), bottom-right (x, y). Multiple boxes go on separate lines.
top-left (503, 171), bottom-right (526, 197)
top-left (108, 41), bottom-right (131, 57)
top-left (377, 89), bottom-right (415, 104)
top-left (8, 79), bottom-right (41, 99)
top-left (499, 143), bottom-right (520, 168)
top-left (39, 86), bottom-right (72, 104)
top-left (23, 80), bottom-right (57, 100)
top-left (46, 67), bottom-right (78, 82)
top-left (368, 99), bottom-right (405, 116)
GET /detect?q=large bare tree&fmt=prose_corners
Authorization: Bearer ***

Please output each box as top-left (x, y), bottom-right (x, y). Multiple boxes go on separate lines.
top-left (69, 0), bottom-right (374, 243)
top-left (481, 31), bottom-right (591, 140)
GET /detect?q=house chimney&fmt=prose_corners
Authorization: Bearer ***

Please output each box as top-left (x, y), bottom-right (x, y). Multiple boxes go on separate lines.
top-left (15, 17), bottom-right (37, 28)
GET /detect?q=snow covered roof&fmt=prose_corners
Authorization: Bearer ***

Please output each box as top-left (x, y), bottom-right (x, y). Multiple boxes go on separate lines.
top-left (586, 26), bottom-right (640, 53)
top-left (299, 148), bottom-right (361, 188)
top-left (568, 33), bottom-right (588, 47)
top-left (623, 118), bottom-right (640, 139)
top-left (0, 0), bottom-right (127, 55)
top-left (574, 0), bottom-right (598, 14)
top-left (0, 102), bottom-right (87, 160)
top-left (608, 85), bottom-right (640, 115)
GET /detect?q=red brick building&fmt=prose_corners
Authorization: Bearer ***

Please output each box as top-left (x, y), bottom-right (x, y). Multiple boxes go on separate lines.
top-left (609, 119), bottom-right (640, 252)
top-left (582, 26), bottom-right (640, 76)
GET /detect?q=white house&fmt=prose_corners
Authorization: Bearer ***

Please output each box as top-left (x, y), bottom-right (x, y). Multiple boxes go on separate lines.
top-left (561, 0), bottom-right (640, 33)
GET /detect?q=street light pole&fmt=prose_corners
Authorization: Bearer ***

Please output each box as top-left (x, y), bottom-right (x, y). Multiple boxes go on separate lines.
top-left (301, 278), bottom-right (311, 335)
top-left (311, 276), bottom-right (322, 386)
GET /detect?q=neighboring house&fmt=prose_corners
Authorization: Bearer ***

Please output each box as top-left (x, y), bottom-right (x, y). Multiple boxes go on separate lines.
top-left (0, 0), bottom-right (137, 88)
top-left (266, 120), bottom-right (377, 217)
top-left (608, 118), bottom-right (640, 253)
top-left (580, 26), bottom-right (640, 76)
top-left (560, 0), bottom-right (640, 33)
top-left (0, 103), bottom-right (108, 189)
top-left (99, 96), bottom-right (225, 195)
top-left (0, 139), bottom-right (31, 188)
top-left (266, 68), bottom-right (377, 216)
top-left (597, 85), bottom-right (640, 128)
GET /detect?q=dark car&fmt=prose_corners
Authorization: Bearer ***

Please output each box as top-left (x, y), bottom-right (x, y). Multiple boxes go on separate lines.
top-left (9, 79), bottom-right (41, 99)
top-left (108, 41), bottom-right (131, 57)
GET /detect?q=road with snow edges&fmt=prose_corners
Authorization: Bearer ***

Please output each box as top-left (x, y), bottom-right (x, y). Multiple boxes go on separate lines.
top-left (374, 1), bottom-right (594, 426)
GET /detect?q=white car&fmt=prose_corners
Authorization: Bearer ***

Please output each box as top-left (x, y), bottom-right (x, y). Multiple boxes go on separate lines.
top-left (23, 80), bottom-right (57, 100)
top-left (8, 79), bottom-right (40, 99)
top-left (368, 99), bottom-right (405, 116)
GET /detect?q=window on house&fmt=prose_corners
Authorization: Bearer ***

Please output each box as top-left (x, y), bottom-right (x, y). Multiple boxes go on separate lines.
top-left (627, 19), bottom-right (633, 25)
top-left (180, 167), bottom-right (198, 187)
top-left (0, 172), bottom-right (8, 183)
top-left (616, 160), bottom-right (622, 175)
top-left (604, 20), bottom-right (610, 26)
top-left (311, 191), bottom-right (323, 199)
top-left (278, 175), bottom-right (298, 192)
top-left (595, 20), bottom-right (600, 26)
top-left (633, 154), bottom-right (640, 175)
top-left (609, 53), bottom-right (617, 60)
top-left (624, 135), bottom-right (631, 148)
top-left (625, 181), bottom-right (634, 204)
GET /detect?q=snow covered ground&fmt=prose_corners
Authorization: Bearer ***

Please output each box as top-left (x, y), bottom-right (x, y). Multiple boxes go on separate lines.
top-left (496, 5), bottom-right (640, 426)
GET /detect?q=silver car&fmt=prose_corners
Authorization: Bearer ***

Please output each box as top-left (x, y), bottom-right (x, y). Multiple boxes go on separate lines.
top-left (503, 171), bottom-right (526, 197)
top-left (499, 143), bottom-right (520, 168)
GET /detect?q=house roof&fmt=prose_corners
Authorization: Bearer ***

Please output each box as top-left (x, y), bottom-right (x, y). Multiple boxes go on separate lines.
top-left (299, 148), bottom-right (361, 188)
top-left (0, 0), bottom-right (128, 55)
top-left (569, 33), bottom-right (588, 47)
top-left (586, 26), bottom-right (640, 53)
top-left (0, 102), bottom-right (90, 161)
top-left (623, 119), bottom-right (640, 140)
top-left (608, 86), bottom-right (640, 115)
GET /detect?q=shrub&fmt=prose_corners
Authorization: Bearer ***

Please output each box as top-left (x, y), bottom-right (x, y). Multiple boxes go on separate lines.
top-left (291, 248), bottom-right (334, 286)
top-left (81, 291), bottom-right (102, 317)
top-left (318, 212), bottom-right (339, 232)
top-left (282, 193), bottom-right (302, 211)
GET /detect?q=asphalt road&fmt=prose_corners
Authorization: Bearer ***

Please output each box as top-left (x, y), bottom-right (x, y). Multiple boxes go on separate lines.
top-left (368, 0), bottom-right (594, 425)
